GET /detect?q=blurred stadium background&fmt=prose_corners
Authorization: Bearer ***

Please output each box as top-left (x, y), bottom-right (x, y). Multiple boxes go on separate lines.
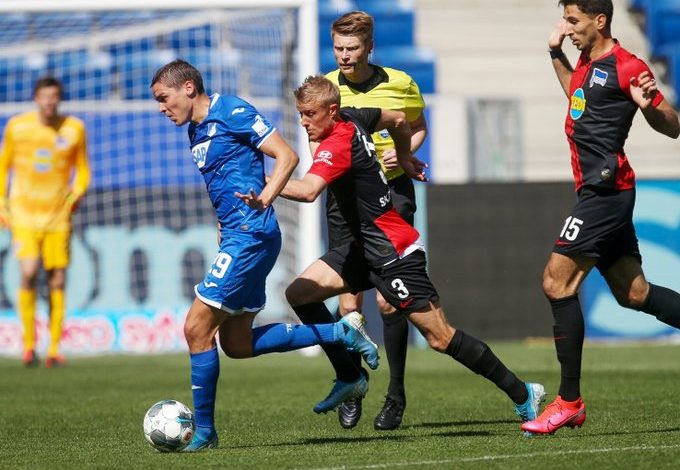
top-left (0, 0), bottom-right (679, 358)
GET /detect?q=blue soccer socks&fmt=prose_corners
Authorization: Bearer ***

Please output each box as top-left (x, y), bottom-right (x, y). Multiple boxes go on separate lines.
top-left (252, 323), bottom-right (336, 356)
top-left (190, 347), bottom-right (220, 430)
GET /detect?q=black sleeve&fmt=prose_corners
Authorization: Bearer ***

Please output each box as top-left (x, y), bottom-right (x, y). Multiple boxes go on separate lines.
top-left (340, 107), bottom-right (382, 134)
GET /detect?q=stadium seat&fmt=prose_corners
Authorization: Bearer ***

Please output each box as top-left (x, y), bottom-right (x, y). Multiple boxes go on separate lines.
top-left (668, 48), bottom-right (680, 105)
top-left (320, 46), bottom-right (436, 94)
top-left (0, 13), bottom-right (29, 45)
top-left (319, 2), bottom-right (415, 48)
top-left (117, 49), bottom-right (176, 100)
top-left (47, 50), bottom-right (114, 100)
top-left (641, 1), bottom-right (680, 58)
top-left (32, 12), bottom-right (93, 40)
top-left (0, 56), bottom-right (44, 102)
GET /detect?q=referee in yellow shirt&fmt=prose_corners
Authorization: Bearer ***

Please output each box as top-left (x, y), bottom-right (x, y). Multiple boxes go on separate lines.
top-left (324, 11), bottom-right (428, 430)
top-left (0, 77), bottom-right (90, 367)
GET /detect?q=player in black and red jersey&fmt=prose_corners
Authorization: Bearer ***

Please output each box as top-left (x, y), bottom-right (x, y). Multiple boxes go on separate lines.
top-left (282, 75), bottom-right (545, 425)
top-left (522, 0), bottom-right (680, 436)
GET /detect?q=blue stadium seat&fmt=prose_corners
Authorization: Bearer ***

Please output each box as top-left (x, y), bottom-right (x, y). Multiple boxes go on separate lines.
top-left (168, 25), bottom-right (217, 52)
top-left (0, 13), bottom-right (29, 45)
top-left (117, 49), bottom-right (176, 100)
top-left (95, 10), bottom-right (156, 30)
top-left (320, 46), bottom-right (435, 94)
top-left (319, 2), bottom-right (414, 48)
top-left (180, 49), bottom-right (241, 96)
top-left (47, 50), bottom-right (114, 100)
top-left (668, 48), bottom-right (680, 105)
top-left (642, 1), bottom-right (680, 58)
top-left (0, 55), bottom-right (44, 102)
top-left (32, 12), bottom-right (93, 40)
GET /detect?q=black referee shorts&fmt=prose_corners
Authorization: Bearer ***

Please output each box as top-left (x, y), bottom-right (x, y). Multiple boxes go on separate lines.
top-left (553, 186), bottom-right (641, 273)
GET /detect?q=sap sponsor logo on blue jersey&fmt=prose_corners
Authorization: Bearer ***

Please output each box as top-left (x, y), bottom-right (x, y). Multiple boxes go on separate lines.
top-left (589, 68), bottom-right (608, 88)
top-left (314, 150), bottom-right (333, 166)
top-left (191, 140), bottom-right (211, 169)
top-left (251, 115), bottom-right (270, 137)
top-left (570, 88), bottom-right (586, 120)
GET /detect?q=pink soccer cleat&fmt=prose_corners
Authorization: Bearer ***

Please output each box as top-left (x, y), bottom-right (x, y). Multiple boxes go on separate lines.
top-left (521, 395), bottom-right (586, 435)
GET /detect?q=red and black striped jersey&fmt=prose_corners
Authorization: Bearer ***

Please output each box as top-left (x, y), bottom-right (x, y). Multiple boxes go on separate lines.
top-left (308, 107), bottom-right (420, 267)
top-left (565, 41), bottom-right (664, 191)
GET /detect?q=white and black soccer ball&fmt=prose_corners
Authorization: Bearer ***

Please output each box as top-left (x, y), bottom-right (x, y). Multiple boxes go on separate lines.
top-left (143, 400), bottom-right (195, 452)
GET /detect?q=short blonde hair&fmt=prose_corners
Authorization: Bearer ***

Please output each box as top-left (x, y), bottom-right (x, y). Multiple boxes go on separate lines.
top-left (331, 11), bottom-right (374, 44)
top-left (293, 75), bottom-right (340, 107)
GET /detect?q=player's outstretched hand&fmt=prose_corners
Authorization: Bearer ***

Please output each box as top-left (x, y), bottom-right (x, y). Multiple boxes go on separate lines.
top-left (235, 188), bottom-right (267, 211)
top-left (630, 71), bottom-right (658, 109)
top-left (400, 156), bottom-right (428, 182)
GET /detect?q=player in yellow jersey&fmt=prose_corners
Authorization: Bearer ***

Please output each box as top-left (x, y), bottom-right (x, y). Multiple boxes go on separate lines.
top-left (322, 11), bottom-right (428, 430)
top-left (0, 77), bottom-right (90, 367)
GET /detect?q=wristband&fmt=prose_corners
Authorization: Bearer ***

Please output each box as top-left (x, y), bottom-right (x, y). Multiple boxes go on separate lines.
top-left (549, 48), bottom-right (564, 60)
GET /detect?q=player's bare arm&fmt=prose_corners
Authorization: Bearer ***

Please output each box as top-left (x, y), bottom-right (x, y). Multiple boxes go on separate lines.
top-left (278, 172), bottom-right (327, 203)
top-left (549, 19), bottom-right (574, 98)
top-left (630, 72), bottom-right (680, 138)
top-left (235, 131), bottom-right (299, 210)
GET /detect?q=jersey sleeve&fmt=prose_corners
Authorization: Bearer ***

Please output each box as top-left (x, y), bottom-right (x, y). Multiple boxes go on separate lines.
top-left (341, 107), bottom-right (382, 134)
top-left (617, 56), bottom-right (664, 107)
top-left (227, 102), bottom-right (277, 149)
top-left (402, 78), bottom-right (426, 122)
top-left (0, 119), bottom-right (15, 203)
top-left (307, 138), bottom-right (352, 184)
top-left (71, 121), bottom-right (90, 198)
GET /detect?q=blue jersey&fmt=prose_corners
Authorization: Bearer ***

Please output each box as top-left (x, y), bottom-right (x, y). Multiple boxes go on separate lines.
top-left (188, 94), bottom-right (280, 236)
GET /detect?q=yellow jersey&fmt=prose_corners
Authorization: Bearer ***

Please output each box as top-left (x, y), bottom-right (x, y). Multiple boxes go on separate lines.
top-left (0, 111), bottom-right (90, 231)
top-left (326, 66), bottom-right (425, 180)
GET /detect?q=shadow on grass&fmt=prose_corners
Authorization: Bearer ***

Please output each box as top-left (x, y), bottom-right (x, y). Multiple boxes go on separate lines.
top-left (403, 418), bottom-right (518, 429)
top-left (226, 430), bottom-right (491, 450)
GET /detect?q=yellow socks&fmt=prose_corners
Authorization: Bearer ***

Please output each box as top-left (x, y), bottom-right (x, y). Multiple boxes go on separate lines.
top-left (18, 288), bottom-right (37, 352)
top-left (48, 289), bottom-right (65, 358)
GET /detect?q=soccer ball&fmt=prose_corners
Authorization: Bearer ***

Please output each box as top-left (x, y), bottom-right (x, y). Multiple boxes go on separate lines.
top-left (143, 400), bottom-right (195, 452)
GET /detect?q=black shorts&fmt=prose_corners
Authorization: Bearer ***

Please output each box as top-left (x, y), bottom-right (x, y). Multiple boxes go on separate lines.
top-left (320, 243), bottom-right (439, 314)
top-left (326, 173), bottom-right (417, 249)
top-left (553, 186), bottom-right (641, 273)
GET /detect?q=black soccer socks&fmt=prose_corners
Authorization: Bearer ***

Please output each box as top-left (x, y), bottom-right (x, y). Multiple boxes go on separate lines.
top-left (550, 295), bottom-right (584, 402)
top-left (445, 329), bottom-right (527, 404)
top-left (293, 302), bottom-right (360, 382)
top-left (640, 283), bottom-right (680, 329)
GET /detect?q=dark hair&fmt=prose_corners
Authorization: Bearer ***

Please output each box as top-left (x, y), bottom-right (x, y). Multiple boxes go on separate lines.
top-left (331, 10), bottom-right (374, 44)
top-left (293, 75), bottom-right (340, 107)
top-left (33, 76), bottom-right (63, 98)
top-left (150, 59), bottom-right (205, 94)
top-left (559, 0), bottom-right (613, 28)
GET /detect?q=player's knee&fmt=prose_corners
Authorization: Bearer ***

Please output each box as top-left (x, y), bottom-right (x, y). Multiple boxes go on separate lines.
top-left (542, 273), bottom-right (565, 300)
top-left (376, 297), bottom-right (396, 315)
top-left (426, 335), bottom-right (449, 353)
top-left (285, 281), bottom-right (304, 306)
top-left (616, 288), bottom-right (648, 310)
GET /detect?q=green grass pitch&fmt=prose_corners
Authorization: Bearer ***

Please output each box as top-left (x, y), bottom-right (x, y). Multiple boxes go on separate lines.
top-left (1, 342), bottom-right (679, 469)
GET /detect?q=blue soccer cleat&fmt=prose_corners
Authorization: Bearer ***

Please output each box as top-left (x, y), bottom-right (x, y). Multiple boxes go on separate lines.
top-left (182, 427), bottom-right (218, 452)
top-left (335, 312), bottom-right (380, 370)
top-left (514, 382), bottom-right (546, 423)
top-left (313, 374), bottom-right (369, 414)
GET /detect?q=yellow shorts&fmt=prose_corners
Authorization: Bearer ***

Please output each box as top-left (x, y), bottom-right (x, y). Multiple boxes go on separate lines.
top-left (11, 227), bottom-right (71, 270)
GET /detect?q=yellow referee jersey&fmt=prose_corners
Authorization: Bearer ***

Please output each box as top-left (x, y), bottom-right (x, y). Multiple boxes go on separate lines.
top-left (326, 66), bottom-right (425, 180)
top-left (0, 111), bottom-right (90, 231)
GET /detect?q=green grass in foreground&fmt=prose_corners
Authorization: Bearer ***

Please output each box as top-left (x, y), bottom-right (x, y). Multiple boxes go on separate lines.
top-left (1, 342), bottom-right (679, 469)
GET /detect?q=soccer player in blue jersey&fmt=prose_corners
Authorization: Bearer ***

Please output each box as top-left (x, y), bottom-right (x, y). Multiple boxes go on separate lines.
top-left (151, 60), bottom-right (379, 452)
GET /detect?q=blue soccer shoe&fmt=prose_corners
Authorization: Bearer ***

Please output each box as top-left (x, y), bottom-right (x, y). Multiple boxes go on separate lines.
top-left (335, 311), bottom-right (379, 370)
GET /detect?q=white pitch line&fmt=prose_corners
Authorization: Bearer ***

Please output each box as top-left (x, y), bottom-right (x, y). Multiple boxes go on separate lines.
top-left (298, 443), bottom-right (680, 470)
